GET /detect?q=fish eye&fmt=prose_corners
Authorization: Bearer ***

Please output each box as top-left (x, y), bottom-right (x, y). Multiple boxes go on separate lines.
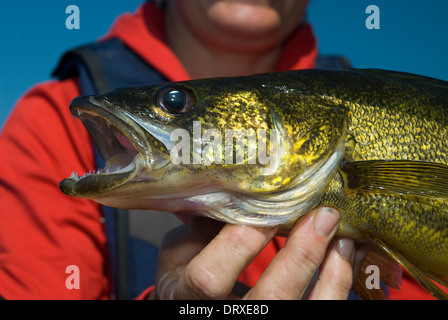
top-left (156, 85), bottom-right (195, 115)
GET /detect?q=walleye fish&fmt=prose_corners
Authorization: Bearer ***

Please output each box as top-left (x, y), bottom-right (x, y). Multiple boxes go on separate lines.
top-left (60, 69), bottom-right (448, 299)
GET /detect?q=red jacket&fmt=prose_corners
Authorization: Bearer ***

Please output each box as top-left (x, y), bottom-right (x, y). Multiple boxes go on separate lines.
top-left (0, 2), bottom-right (433, 299)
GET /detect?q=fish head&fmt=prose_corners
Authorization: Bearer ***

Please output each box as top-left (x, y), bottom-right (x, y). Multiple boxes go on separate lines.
top-left (60, 78), bottom-right (293, 209)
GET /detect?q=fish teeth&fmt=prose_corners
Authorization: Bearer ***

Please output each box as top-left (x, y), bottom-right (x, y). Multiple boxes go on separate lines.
top-left (70, 171), bottom-right (78, 179)
top-left (70, 166), bottom-right (113, 181)
top-left (75, 168), bottom-right (109, 179)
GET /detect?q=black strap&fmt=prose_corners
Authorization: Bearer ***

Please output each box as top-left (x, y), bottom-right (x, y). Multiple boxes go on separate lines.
top-left (114, 209), bottom-right (130, 300)
top-left (53, 47), bottom-right (110, 95)
top-left (54, 43), bottom-right (131, 299)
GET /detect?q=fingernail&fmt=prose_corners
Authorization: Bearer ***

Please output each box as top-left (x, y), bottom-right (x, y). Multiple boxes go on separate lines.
top-left (337, 238), bottom-right (355, 263)
top-left (314, 207), bottom-right (339, 237)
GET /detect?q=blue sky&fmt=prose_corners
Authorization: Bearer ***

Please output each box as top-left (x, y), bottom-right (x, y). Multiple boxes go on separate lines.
top-left (1, 0), bottom-right (447, 128)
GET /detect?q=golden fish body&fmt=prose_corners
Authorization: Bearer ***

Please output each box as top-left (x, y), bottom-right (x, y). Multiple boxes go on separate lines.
top-left (60, 69), bottom-right (448, 298)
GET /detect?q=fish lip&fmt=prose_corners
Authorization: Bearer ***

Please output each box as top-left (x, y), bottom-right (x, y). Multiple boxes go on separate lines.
top-left (59, 159), bottom-right (141, 197)
top-left (60, 95), bottom-right (149, 196)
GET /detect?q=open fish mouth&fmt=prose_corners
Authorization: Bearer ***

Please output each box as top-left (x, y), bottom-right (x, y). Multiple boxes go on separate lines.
top-left (59, 96), bottom-right (147, 197)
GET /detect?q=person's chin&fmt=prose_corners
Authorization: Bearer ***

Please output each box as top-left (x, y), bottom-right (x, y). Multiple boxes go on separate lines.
top-left (207, 0), bottom-right (281, 38)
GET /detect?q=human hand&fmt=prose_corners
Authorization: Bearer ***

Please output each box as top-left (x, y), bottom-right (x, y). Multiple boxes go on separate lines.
top-left (150, 207), bottom-right (361, 300)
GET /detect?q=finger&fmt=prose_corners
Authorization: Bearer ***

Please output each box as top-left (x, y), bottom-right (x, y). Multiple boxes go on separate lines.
top-left (175, 223), bottom-right (278, 299)
top-left (352, 243), bottom-right (370, 281)
top-left (245, 207), bottom-right (340, 300)
top-left (306, 237), bottom-right (355, 300)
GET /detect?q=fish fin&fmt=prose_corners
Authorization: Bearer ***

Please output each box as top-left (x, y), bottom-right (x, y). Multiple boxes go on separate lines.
top-left (353, 248), bottom-right (400, 300)
top-left (426, 271), bottom-right (448, 289)
top-left (341, 160), bottom-right (448, 199)
top-left (371, 236), bottom-right (448, 300)
top-left (351, 69), bottom-right (448, 91)
top-left (365, 248), bottom-right (402, 290)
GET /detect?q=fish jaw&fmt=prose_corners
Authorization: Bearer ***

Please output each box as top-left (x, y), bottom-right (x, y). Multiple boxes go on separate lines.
top-left (59, 95), bottom-right (168, 198)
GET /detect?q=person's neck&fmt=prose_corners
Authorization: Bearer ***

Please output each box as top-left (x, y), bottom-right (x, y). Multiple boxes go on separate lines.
top-left (165, 10), bottom-right (282, 79)
top-left (170, 42), bottom-right (281, 79)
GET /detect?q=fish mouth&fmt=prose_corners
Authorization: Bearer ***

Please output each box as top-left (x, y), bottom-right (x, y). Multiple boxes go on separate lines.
top-left (59, 95), bottom-right (148, 197)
